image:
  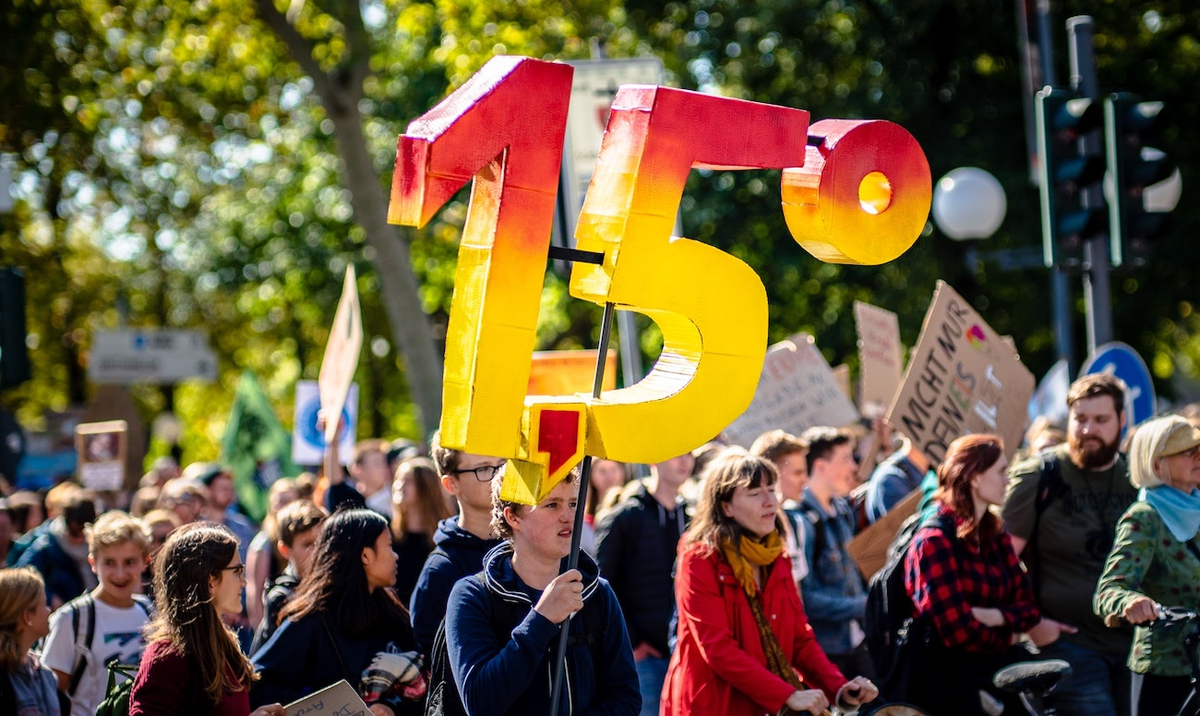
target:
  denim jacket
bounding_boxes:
[796,491,867,655]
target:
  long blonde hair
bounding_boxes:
[0,567,45,671]
[684,448,783,554]
[143,522,256,704]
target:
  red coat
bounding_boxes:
[662,541,847,716]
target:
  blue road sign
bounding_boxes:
[1080,342,1157,428]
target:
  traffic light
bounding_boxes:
[0,267,30,389]
[1036,87,1107,268]
[1104,93,1179,267]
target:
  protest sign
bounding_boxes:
[723,333,861,448]
[854,301,904,414]
[75,420,126,491]
[319,266,362,445]
[886,281,1034,463]
[527,350,617,396]
[292,380,359,467]
[284,680,369,716]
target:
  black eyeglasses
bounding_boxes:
[454,463,504,482]
[222,564,246,577]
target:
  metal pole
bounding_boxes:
[1028,0,1077,374]
[547,301,615,716]
[1067,15,1113,354]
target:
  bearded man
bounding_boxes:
[1003,373,1135,716]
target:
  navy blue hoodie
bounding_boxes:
[409,516,502,656]
[446,543,640,716]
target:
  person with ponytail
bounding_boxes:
[251,508,425,716]
[662,448,877,716]
[128,522,284,716]
[0,567,58,716]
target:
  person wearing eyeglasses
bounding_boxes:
[129,522,285,716]
[1095,415,1200,716]
[409,432,506,658]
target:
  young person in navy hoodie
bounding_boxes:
[446,468,640,716]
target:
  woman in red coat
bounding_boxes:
[662,449,878,716]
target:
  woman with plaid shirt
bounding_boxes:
[903,435,1041,716]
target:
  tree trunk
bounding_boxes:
[326,95,444,436]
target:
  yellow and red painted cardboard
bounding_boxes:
[389,56,932,504]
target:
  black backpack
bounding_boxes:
[424,574,606,716]
[863,507,957,701]
[65,592,153,695]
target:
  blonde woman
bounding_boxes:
[0,567,58,715]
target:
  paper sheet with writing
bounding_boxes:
[284,680,370,716]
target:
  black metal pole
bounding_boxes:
[547,301,615,716]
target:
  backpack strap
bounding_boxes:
[67,592,96,695]
[796,503,828,578]
[1027,452,1065,600]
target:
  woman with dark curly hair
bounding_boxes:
[128,522,284,716]
[251,508,425,716]
[903,434,1041,716]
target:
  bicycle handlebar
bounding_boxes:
[1104,605,1200,628]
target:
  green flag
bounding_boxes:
[220,371,299,523]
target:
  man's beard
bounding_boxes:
[1068,434,1121,469]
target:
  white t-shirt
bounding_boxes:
[42,597,152,716]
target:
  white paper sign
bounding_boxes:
[284,680,370,716]
[318,266,363,444]
[292,381,358,467]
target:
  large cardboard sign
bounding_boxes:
[886,282,1034,463]
[75,420,126,491]
[389,56,931,503]
[724,333,861,448]
[854,301,904,414]
[318,266,362,444]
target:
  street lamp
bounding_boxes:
[931,167,1008,240]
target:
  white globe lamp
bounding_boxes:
[932,167,1007,241]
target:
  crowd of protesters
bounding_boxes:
[2,372,1200,716]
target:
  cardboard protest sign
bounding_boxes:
[854,301,904,414]
[723,333,861,448]
[848,489,922,580]
[886,281,1034,464]
[75,420,127,491]
[527,350,617,396]
[318,266,362,444]
[284,680,369,716]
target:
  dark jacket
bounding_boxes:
[446,543,640,716]
[594,482,689,655]
[409,517,502,656]
[250,609,420,715]
[16,527,87,606]
[249,566,300,656]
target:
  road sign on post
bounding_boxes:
[1080,341,1156,430]
[89,329,217,384]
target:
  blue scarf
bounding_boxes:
[1140,485,1200,542]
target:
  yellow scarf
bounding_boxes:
[721,532,783,597]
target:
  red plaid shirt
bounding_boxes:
[904,503,1040,652]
